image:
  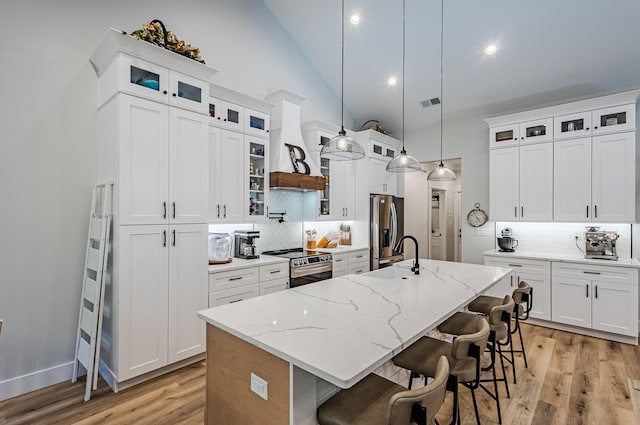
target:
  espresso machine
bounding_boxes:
[234,231,260,259]
[584,227,619,260]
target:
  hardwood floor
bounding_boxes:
[1,324,639,425]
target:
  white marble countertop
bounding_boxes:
[208,255,289,273]
[198,259,511,388]
[483,249,640,268]
[316,245,369,255]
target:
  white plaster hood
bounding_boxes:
[266,90,325,191]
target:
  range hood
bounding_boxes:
[266,90,325,191]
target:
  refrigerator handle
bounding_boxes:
[390,201,398,251]
[371,197,379,260]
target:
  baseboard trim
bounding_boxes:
[528,318,638,345]
[0,361,74,402]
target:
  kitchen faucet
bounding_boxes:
[394,235,420,274]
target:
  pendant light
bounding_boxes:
[320,0,366,161]
[427,0,456,181]
[386,0,421,173]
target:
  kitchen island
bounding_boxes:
[197,259,511,425]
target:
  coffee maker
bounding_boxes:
[497,228,518,252]
[584,227,619,260]
[234,231,260,259]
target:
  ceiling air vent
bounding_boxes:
[421,97,441,108]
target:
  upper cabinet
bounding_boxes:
[354,130,401,197]
[486,90,640,223]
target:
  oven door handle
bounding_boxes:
[290,263,333,279]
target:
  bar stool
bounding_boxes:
[468,281,533,382]
[392,317,490,425]
[317,356,450,425]
[437,295,515,424]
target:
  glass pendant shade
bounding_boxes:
[386,148,422,172]
[427,162,456,181]
[320,0,365,162]
[321,127,366,161]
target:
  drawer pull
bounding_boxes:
[230,299,243,303]
[269,270,281,274]
[335,259,344,262]
[583,271,601,275]
[508,264,523,267]
[229,277,243,281]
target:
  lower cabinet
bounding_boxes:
[208,262,289,307]
[483,257,551,320]
[551,262,638,337]
[113,223,208,382]
[332,249,370,278]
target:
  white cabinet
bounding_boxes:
[489,143,553,221]
[247,137,270,221]
[332,250,370,278]
[209,128,244,222]
[245,108,271,138]
[110,54,209,114]
[116,224,207,381]
[317,157,355,219]
[551,262,638,337]
[489,124,520,148]
[370,158,397,195]
[554,132,635,222]
[483,256,551,320]
[208,262,289,306]
[209,98,245,132]
[519,118,553,144]
[592,104,636,135]
[553,111,593,140]
[117,95,208,226]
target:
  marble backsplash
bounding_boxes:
[495,222,632,258]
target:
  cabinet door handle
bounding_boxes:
[586,285,589,298]
[162,202,167,219]
[172,202,176,219]
[583,271,601,275]
[586,205,589,218]
[223,204,227,218]
[163,90,168,95]
[172,229,176,246]
[217,204,220,218]
[510,275,514,287]
[515,206,517,218]
[162,230,167,247]
[594,205,598,218]
[229,276,243,281]
[172,93,177,97]
[595,285,598,299]
[521,206,524,218]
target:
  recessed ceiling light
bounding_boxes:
[387,77,397,86]
[485,44,497,55]
[350,14,360,25]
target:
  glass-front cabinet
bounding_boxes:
[519,118,553,143]
[554,111,592,140]
[247,137,269,221]
[319,153,331,217]
[489,124,520,148]
[244,108,270,138]
[592,104,636,135]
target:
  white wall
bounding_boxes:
[404,111,495,265]
[0,0,350,399]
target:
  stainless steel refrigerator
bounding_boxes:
[370,194,405,270]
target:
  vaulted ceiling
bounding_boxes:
[262,0,640,137]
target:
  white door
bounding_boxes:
[168,224,208,363]
[489,147,519,220]
[553,138,591,221]
[519,142,553,221]
[516,272,551,321]
[591,280,638,337]
[210,129,245,222]
[119,95,169,225]
[551,276,591,328]
[591,132,635,222]
[118,225,169,380]
[168,108,209,224]
[331,161,355,219]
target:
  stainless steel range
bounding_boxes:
[262,248,333,288]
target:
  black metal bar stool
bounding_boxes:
[437,295,515,425]
[317,356,450,425]
[468,281,533,383]
[392,317,490,425]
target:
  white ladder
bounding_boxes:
[71,181,113,401]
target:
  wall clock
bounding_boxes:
[467,203,488,227]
